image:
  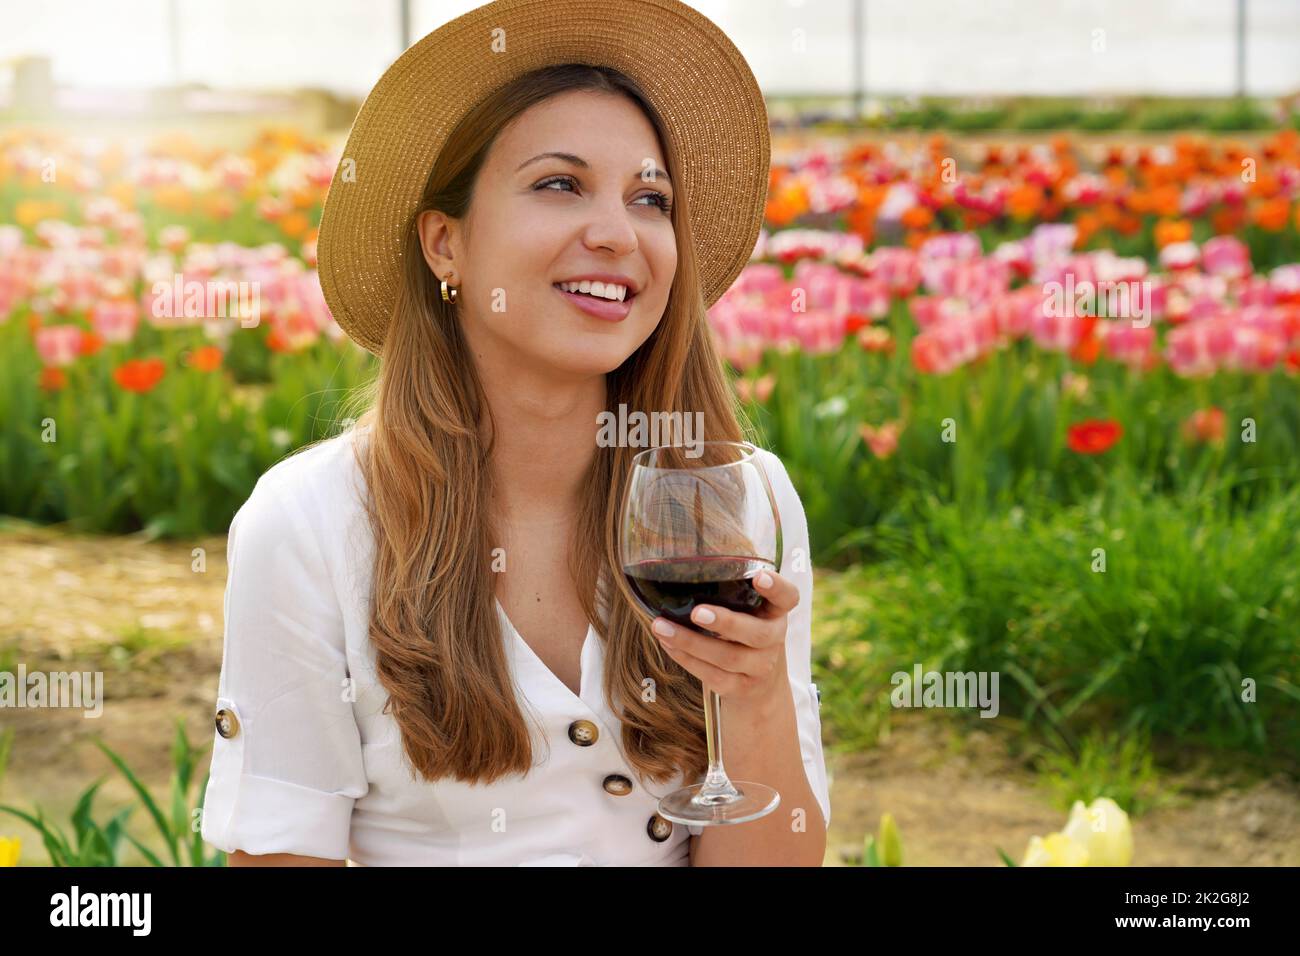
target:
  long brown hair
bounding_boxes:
[338,63,755,787]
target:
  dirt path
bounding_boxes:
[1,519,1296,867]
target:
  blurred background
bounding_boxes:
[1,0,1298,868]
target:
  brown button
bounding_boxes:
[568,719,599,746]
[215,707,240,739]
[647,813,673,842]
[602,774,633,796]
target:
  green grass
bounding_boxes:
[1031,728,1165,816]
[810,478,1300,775]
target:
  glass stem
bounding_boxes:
[697,687,741,804]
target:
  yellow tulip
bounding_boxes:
[1021,831,1089,866]
[879,812,903,867]
[0,836,21,867]
[1062,797,1133,866]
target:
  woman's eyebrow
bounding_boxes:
[515,151,671,185]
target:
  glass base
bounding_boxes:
[656,781,780,827]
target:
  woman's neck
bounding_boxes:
[480,370,605,519]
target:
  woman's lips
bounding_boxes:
[553,284,634,321]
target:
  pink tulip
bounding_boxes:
[159,225,191,254]
[1024,223,1078,264]
[985,290,1026,340]
[1229,324,1284,372]
[53,270,100,314]
[720,336,763,373]
[733,263,786,298]
[993,240,1033,280]
[91,299,139,343]
[1100,321,1157,367]
[1165,318,1236,376]
[867,247,921,295]
[1030,305,1086,352]
[1158,241,1200,271]
[917,232,982,261]
[859,421,902,459]
[34,324,84,366]
[1201,236,1251,279]
[1269,265,1300,301]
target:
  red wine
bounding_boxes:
[623,555,775,628]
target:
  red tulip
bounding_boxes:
[1067,419,1123,454]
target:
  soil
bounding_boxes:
[2,517,1297,867]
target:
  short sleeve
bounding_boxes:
[765,451,831,830]
[200,475,368,860]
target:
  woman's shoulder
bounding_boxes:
[748,444,811,561]
[750,445,801,504]
[232,426,371,538]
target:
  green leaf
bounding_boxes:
[863,835,881,867]
[93,738,179,866]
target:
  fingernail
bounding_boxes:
[652,618,675,638]
[756,572,773,588]
[692,606,716,625]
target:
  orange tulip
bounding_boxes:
[1151,184,1182,218]
[1212,206,1246,234]
[1073,212,1101,248]
[1251,198,1290,232]
[900,205,934,230]
[1007,184,1044,220]
[1182,407,1226,445]
[1154,218,1192,249]
[78,330,104,357]
[39,366,67,391]
[279,211,310,239]
[113,357,166,393]
[188,345,224,372]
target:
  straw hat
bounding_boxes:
[316,0,770,355]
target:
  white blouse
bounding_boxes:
[200,427,831,866]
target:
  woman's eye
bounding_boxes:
[536,175,576,193]
[635,192,674,213]
[534,176,672,214]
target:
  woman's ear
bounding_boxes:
[416,209,457,279]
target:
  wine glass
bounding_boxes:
[619,440,783,826]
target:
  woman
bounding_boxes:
[201,0,830,866]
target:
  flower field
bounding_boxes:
[2,124,1299,866]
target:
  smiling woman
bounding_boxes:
[202,0,829,868]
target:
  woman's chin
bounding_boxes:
[538,340,639,377]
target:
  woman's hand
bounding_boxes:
[650,569,799,708]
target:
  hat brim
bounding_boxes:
[316,0,770,355]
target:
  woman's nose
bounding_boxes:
[580,195,639,255]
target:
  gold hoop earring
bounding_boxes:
[441,277,458,304]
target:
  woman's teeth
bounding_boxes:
[555,280,630,301]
